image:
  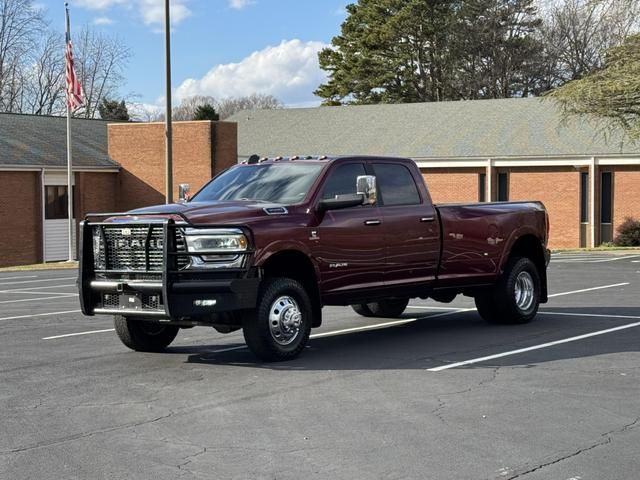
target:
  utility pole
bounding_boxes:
[164,0,173,203]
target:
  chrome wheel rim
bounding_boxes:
[269,296,302,346]
[514,271,535,311]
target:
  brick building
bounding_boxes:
[0,114,236,268]
[229,98,640,249]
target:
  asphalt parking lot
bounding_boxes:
[1,252,639,480]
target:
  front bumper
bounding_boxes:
[79,217,260,320]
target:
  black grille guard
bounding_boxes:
[79,211,257,319]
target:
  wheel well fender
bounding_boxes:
[502,233,548,302]
[259,250,322,327]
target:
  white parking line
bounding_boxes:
[0,294,78,305]
[43,329,115,340]
[41,309,474,342]
[0,275,38,281]
[428,319,640,372]
[548,282,629,298]
[539,311,640,320]
[405,305,460,311]
[0,310,81,322]
[0,277,75,287]
[591,255,640,263]
[3,290,76,296]
[0,284,76,293]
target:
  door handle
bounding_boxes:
[420,216,435,223]
[364,219,382,226]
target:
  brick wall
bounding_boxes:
[108,121,237,211]
[611,166,640,240]
[76,172,119,219]
[422,168,484,203]
[213,122,238,174]
[508,167,580,249]
[0,172,41,267]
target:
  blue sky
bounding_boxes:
[39,0,348,112]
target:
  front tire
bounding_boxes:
[475,257,541,324]
[242,277,312,362]
[113,316,179,352]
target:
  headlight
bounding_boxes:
[184,228,249,269]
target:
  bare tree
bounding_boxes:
[167,94,283,122]
[216,93,283,119]
[73,26,130,118]
[172,95,217,120]
[23,31,65,115]
[0,0,46,112]
[537,0,640,91]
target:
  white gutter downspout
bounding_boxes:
[590,157,597,248]
[486,158,494,201]
[40,168,46,263]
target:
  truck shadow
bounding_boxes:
[178,306,640,371]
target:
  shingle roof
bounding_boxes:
[228,97,640,161]
[0,113,117,168]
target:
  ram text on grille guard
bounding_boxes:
[78,212,260,321]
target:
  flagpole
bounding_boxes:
[164,0,173,204]
[65,2,74,262]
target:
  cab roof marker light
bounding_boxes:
[319,155,328,160]
[290,155,299,161]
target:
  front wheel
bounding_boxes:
[242,277,312,362]
[475,257,541,324]
[113,316,179,352]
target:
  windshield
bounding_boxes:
[192,163,326,204]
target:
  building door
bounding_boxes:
[600,172,613,244]
[579,171,588,248]
[44,173,76,262]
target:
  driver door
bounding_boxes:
[311,162,385,294]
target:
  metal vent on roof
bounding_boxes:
[263,206,289,215]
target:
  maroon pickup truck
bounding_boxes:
[79,155,550,361]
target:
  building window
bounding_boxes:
[45,186,76,220]
[497,173,508,201]
[580,172,589,223]
[601,172,612,224]
[478,173,486,202]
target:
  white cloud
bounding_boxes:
[139,0,191,26]
[93,16,114,25]
[229,0,254,9]
[71,0,190,27]
[175,39,328,106]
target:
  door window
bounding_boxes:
[321,163,367,200]
[45,186,76,219]
[372,163,421,206]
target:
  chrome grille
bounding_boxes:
[95,225,188,272]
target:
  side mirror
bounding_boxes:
[178,183,191,203]
[357,175,377,205]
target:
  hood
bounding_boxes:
[128,200,293,225]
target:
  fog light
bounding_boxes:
[194,299,217,307]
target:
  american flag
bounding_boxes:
[65,6,83,110]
